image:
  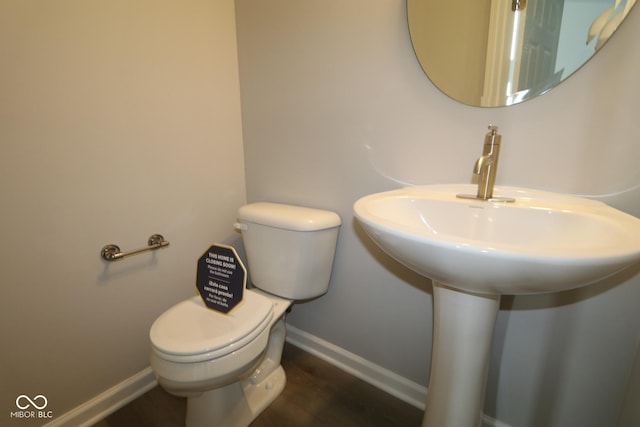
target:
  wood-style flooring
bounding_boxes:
[94,343,423,426]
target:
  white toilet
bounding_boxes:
[149,202,341,427]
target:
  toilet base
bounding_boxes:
[186,365,286,427]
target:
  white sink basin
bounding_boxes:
[354,184,640,295]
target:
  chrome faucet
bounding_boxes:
[458,125,514,202]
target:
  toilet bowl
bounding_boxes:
[149,203,340,427]
[150,290,291,426]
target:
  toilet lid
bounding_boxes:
[150,291,273,360]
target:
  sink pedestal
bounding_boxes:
[423,282,500,427]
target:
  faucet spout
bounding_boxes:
[474,125,500,199]
[457,125,514,202]
[474,155,494,175]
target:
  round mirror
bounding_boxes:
[408,0,637,107]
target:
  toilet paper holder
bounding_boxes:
[100,234,170,261]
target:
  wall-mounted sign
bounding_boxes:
[196,244,246,314]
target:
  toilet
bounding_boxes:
[149,202,341,427]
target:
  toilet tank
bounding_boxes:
[235,203,341,300]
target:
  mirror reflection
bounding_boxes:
[408,0,637,107]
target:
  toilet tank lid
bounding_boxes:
[238,202,341,231]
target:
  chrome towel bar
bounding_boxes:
[100,234,169,261]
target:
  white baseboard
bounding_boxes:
[285,325,512,427]
[43,367,157,427]
[285,324,428,409]
[482,415,514,427]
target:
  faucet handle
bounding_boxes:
[485,125,501,147]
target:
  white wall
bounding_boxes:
[236,1,640,426]
[0,1,245,425]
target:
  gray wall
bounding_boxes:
[236,1,640,426]
[0,1,245,424]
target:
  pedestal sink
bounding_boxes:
[354,184,640,427]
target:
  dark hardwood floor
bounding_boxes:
[94,343,423,426]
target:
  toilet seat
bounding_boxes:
[150,292,274,363]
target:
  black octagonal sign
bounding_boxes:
[196,244,246,313]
